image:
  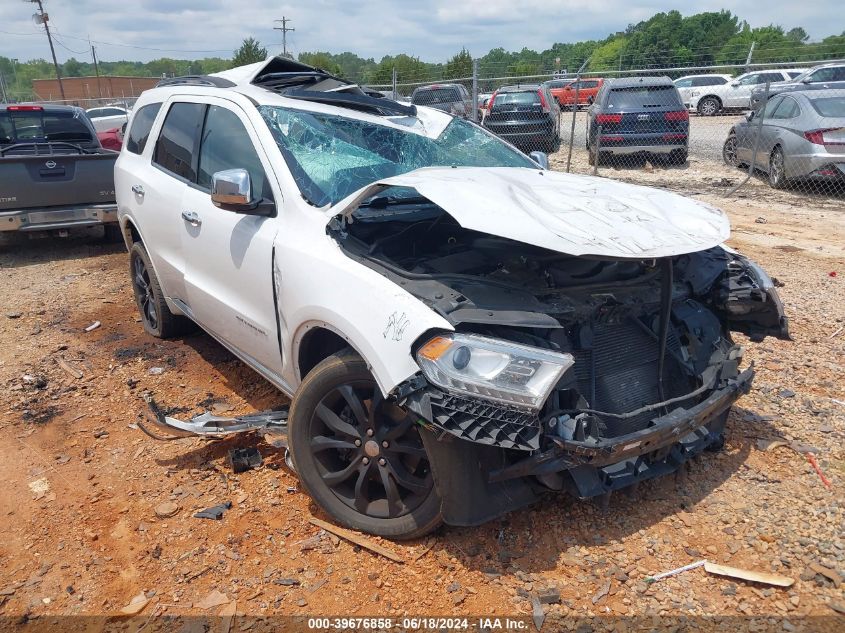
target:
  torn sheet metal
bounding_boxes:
[139,394,288,441]
[333,166,730,259]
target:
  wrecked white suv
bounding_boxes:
[116,58,789,539]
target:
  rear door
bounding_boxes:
[180,99,282,376]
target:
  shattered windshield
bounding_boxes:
[258,105,536,206]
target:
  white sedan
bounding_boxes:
[86,106,130,133]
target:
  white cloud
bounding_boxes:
[0,0,840,64]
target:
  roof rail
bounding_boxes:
[156,75,236,88]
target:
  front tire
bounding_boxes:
[768,146,788,189]
[288,351,443,540]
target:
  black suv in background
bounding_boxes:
[410,83,473,118]
[586,77,689,166]
[482,84,561,152]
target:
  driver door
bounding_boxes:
[180,101,283,378]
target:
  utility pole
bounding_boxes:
[29,0,66,101]
[90,39,103,99]
[744,41,756,73]
[0,72,8,103]
[273,17,295,58]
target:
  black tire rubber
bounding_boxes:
[697,96,721,116]
[669,149,688,165]
[129,242,192,339]
[768,146,788,189]
[722,134,739,167]
[102,223,124,244]
[288,350,443,540]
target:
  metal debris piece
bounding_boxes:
[138,394,288,441]
[645,560,706,583]
[193,501,233,520]
[273,578,300,586]
[84,321,101,332]
[228,447,263,473]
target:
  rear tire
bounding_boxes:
[768,146,788,189]
[697,97,721,116]
[723,134,739,167]
[288,351,443,540]
[129,242,192,339]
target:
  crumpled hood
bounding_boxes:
[334,167,730,259]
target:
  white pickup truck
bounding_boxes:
[116,58,789,539]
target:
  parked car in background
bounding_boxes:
[689,69,804,116]
[586,77,688,165]
[0,104,119,237]
[97,124,125,151]
[410,83,473,118]
[750,63,845,111]
[116,57,788,540]
[483,83,560,151]
[723,89,845,188]
[673,74,732,109]
[86,105,131,133]
[547,77,604,108]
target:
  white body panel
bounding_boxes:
[115,63,735,399]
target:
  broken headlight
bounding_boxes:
[415,333,574,410]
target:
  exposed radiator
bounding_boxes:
[573,318,695,437]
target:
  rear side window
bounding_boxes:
[198,106,271,200]
[694,76,728,87]
[810,96,845,117]
[607,86,681,109]
[772,97,800,119]
[153,102,204,181]
[413,88,460,105]
[126,103,162,155]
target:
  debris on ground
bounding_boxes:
[808,562,842,588]
[228,447,263,473]
[645,560,707,583]
[153,501,180,519]
[28,478,50,500]
[193,501,232,520]
[196,589,230,610]
[119,592,150,615]
[805,453,833,489]
[531,594,545,630]
[148,367,164,375]
[308,517,405,563]
[83,321,101,332]
[56,357,83,380]
[703,562,794,587]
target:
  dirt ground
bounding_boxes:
[1,161,843,631]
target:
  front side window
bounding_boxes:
[198,106,271,200]
[259,106,535,207]
[810,67,845,82]
[675,79,693,88]
[737,74,760,86]
[153,102,204,181]
[126,103,162,155]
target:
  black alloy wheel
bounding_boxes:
[288,352,442,539]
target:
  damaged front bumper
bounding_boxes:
[405,366,753,525]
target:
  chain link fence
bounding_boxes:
[363,60,844,200]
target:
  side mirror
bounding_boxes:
[212,169,251,207]
[211,169,274,216]
[529,151,549,170]
[731,82,739,87]
[745,111,754,122]
[801,78,812,84]
[587,96,594,105]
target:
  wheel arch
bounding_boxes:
[698,94,722,112]
[296,325,355,381]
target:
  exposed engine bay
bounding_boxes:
[329,193,789,520]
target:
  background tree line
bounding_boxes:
[2,10,844,99]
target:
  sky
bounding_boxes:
[0,0,841,64]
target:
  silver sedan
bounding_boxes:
[722,89,845,189]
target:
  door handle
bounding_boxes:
[131,184,145,196]
[181,210,201,227]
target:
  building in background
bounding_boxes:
[32,75,159,103]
